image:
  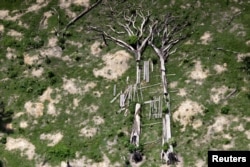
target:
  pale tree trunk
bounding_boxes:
[159,56,168,99]
[136,52,141,85]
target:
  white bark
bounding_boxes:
[160,56,168,98]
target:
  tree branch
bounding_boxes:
[63,0,102,33]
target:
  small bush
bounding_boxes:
[128,144,136,153]
[168,137,177,147]
[162,143,169,152]
[163,107,169,114]
[48,143,74,161]
[127,35,138,46]
[117,130,125,138]
[0,136,7,144]
[221,106,230,114]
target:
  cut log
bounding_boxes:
[120,93,125,108]
[113,84,116,96]
[110,92,121,103]
[130,103,141,147]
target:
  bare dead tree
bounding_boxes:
[90,9,157,84]
[149,13,190,165]
[149,13,190,99]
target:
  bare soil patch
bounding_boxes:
[79,126,97,137]
[86,104,99,113]
[93,91,103,97]
[204,116,234,142]
[0,24,4,33]
[66,40,83,48]
[233,123,244,132]
[210,85,229,104]
[213,64,227,74]
[245,131,250,140]
[73,98,80,109]
[40,132,63,146]
[93,116,104,125]
[7,29,23,40]
[195,159,206,167]
[6,47,17,59]
[25,101,44,117]
[47,37,58,47]
[90,41,103,55]
[200,31,212,45]
[246,40,250,46]
[20,121,28,128]
[59,0,89,8]
[23,53,40,65]
[31,67,44,77]
[177,88,187,97]
[93,50,132,80]
[0,1,48,21]
[237,53,250,62]
[173,99,204,131]
[62,78,96,95]
[189,60,209,85]
[39,46,63,58]
[5,137,36,160]
[0,10,9,20]
[63,154,120,167]
[169,81,178,88]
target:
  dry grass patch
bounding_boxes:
[5,137,36,160]
[40,132,63,146]
[189,60,209,85]
[173,99,204,131]
[93,50,132,80]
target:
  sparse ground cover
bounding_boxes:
[0,0,249,167]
